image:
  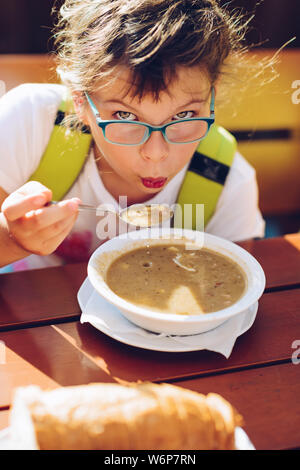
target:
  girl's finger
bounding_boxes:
[20,199,79,233]
[34,212,78,243]
[2,191,51,222]
[39,215,78,255]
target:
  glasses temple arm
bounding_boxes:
[210,87,215,118]
[84,92,101,118]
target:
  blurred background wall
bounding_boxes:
[0,0,300,236]
[0,0,299,53]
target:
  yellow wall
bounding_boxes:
[216,49,300,215]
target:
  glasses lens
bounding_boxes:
[105,123,148,144]
[166,120,209,143]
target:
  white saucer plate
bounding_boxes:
[78,279,258,353]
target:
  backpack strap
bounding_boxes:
[28,93,92,201]
[174,124,236,229]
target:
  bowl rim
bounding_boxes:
[88,228,266,323]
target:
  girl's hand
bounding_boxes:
[1,181,81,256]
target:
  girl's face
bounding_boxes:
[81,66,213,204]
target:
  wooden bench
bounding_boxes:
[0,54,57,91]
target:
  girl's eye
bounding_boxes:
[115,111,137,121]
[173,111,194,120]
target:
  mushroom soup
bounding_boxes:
[106,243,246,315]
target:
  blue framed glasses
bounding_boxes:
[84,87,215,146]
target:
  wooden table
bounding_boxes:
[1,234,300,450]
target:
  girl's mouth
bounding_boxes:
[141,177,167,189]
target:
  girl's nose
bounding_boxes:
[140,130,168,162]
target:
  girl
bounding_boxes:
[0,0,264,270]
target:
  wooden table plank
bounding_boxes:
[176,362,300,450]
[238,235,300,290]
[0,263,87,330]
[0,288,299,407]
[1,235,300,330]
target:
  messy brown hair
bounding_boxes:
[53,0,254,101]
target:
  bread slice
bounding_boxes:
[9,382,243,450]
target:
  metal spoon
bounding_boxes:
[48,201,174,228]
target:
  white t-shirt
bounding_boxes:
[0,83,265,270]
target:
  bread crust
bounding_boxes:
[9,383,243,450]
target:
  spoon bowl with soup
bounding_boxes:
[49,201,173,227]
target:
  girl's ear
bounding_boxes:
[213,78,220,98]
[71,91,89,125]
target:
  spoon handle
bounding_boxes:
[77,203,99,212]
[48,201,116,214]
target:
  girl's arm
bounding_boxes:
[0,182,80,268]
